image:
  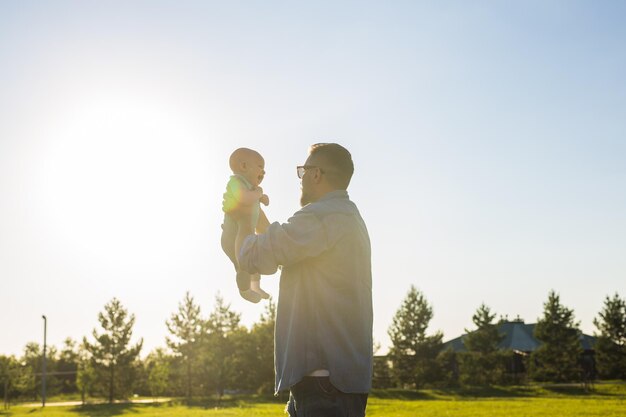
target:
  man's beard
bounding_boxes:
[300,189,311,207]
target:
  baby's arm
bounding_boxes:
[236,186,264,205]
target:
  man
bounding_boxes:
[235,143,373,417]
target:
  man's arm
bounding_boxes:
[239,209,329,275]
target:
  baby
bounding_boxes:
[221,148,270,303]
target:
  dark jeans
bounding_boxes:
[286,377,368,417]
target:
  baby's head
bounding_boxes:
[229,148,265,187]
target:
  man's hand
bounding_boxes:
[256,208,270,234]
[260,194,270,206]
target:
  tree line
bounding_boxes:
[1,289,624,406]
[379,288,625,389]
[1,292,275,406]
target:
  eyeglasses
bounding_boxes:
[296,165,323,179]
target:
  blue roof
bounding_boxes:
[442,321,596,352]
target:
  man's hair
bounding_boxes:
[229,147,261,172]
[309,143,354,189]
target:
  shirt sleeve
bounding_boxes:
[238,209,329,275]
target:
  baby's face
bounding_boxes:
[241,155,265,187]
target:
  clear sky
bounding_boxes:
[1,1,625,357]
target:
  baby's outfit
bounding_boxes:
[221,174,260,292]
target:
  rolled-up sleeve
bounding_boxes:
[239,210,328,275]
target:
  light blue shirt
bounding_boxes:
[239,190,373,394]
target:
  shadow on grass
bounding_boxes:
[169,394,287,410]
[539,383,620,397]
[71,403,140,417]
[183,397,243,409]
[447,386,538,398]
[372,382,626,400]
[371,386,539,400]
[370,389,439,400]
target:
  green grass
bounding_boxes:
[2,382,624,417]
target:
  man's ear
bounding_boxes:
[240,161,248,171]
[313,167,323,183]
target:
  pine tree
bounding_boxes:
[166,292,202,400]
[531,291,582,382]
[387,286,443,388]
[464,304,503,353]
[247,300,276,394]
[57,338,79,395]
[20,343,40,401]
[201,294,243,399]
[84,298,143,403]
[76,341,96,405]
[145,348,171,399]
[436,348,459,387]
[1,355,14,409]
[593,293,626,379]
[460,303,505,385]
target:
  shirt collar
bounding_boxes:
[318,189,349,202]
[233,174,253,189]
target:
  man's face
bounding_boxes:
[299,156,316,207]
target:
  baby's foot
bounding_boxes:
[250,279,270,299]
[236,270,251,292]
[240,289,262,303]
[253,288,271,299]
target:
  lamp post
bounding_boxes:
[41,315,47,407]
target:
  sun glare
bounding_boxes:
[36,90,213,272]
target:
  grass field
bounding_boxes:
[2,382,624,416]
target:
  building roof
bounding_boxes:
[442,321,596,353]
